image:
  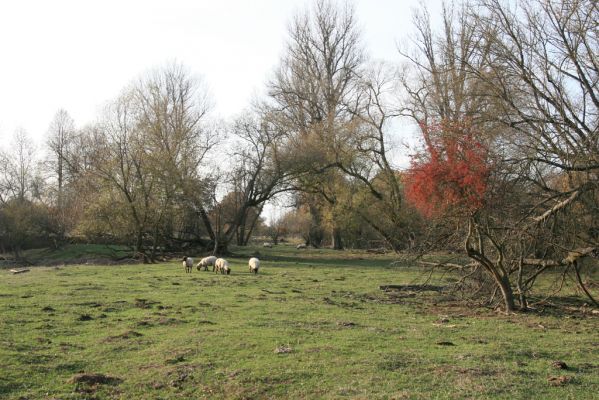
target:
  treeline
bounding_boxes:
[1,0,597,311]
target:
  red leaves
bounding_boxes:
[404,120,490,218]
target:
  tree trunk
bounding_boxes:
[308,203,324,248]
[236,212,247,246]
[496,274,516,312]
[573,261,599,307]
[516,259,528,310]
[134,229,148,262]
[356,211,402,252]
[197,205,215,241]
[212,235,219,256]
[243,204,264,245]
[332,226,343,250]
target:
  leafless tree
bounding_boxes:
[46,109,76,241]
[399,0,598,312]
[1,130,37,201]
[220,113,292,247]
[268,0,365,248]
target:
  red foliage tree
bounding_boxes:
[404,120,490,218]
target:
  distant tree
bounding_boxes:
[46,109,76,242]
[268,0,365,249]
[79,64,217,260]
[0,199,43,259]
[0,131,51,258]
[265,212,287,245]
[1,130,37,201]
[219,112,293,248]
[278,207,312,244]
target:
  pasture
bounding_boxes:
[1,245,597,399]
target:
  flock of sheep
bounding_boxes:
[182,255,259,275]
[181,243,309,274]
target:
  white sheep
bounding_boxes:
[214,258,231,275]
[248,257,260,274]
[182,256,194,273]
[296,244,307,249]
[196,255,217,271]
[263,242,273,248]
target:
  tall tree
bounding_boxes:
[46,109,76,241]
[401,0,598,311]
[269,0,365,248]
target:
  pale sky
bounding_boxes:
[0,0,442,148]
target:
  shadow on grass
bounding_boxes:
[228,253,405,269]
[525,294,597,317]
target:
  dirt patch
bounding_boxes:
[134,298,161,309]
[103,330,143,342]
[41,306,55,312]
[166,365,200,388]
[551,360,568,370]
[67,373,122,385]
[378,354,417,371]
[322,296,363,309]
[262,288,286,295]
[77,314,94,321]
[157,317,186,325]
[336,321,357,328]
[453,366,496,376]
[274,345,293,354]
[59,342,85,351]
[548,375,573,386]
[76,301,103,308]
[165,354,187,365]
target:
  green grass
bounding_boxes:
[0,245,597,399]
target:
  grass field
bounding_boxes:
[1,245,597,399]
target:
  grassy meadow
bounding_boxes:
[1,245,598,399]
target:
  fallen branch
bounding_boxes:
[417,261,477,270]
[9,268,30,274]
[532,188,582,223]
[521,258,562,267]
[379,284,445,292]
[522,247,596,267]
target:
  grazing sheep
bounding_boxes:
[248,257,260,274]
[214,258,231,275]
[263,242,273,248]
[296,244,307,249]
[196,256,217,271]
[182,256,194,273]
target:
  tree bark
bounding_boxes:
[497,275,516,312]
[308,203,323,248]
[332,226,343,250]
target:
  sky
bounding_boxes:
[0,0,442,149]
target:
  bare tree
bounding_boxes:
[470,0,599,308]
[0,130,48,259]
[46,109,76,241]
[132,63,218,254]
[81,64,219,260]
[398,0,598,312]
[268,0,365,248]
[220,112,295,247]
[1,130,37,201]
